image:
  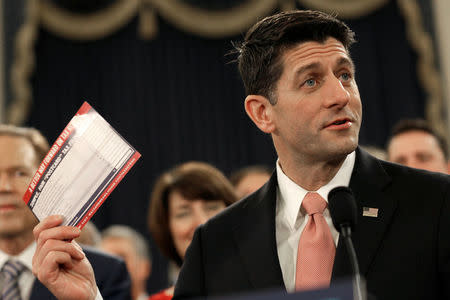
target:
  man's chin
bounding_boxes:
[321,141,357,162]
[0,228,25,239]
[332,139,357,152]
[0,220,37,239]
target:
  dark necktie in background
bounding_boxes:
[1,260,26,300]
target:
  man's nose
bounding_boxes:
[0,173,12,192]
[323,76,350,108]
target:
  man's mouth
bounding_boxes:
[325,118,352,129]
[0,204,18,213]
[332,119,347,125]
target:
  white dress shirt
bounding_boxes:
[275,151,355,292]
[137,293,150,300]
[0,242,103,300]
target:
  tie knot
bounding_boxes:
[302,192,327,215]
[1,260,25,280]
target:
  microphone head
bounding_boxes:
[328,186,357,232]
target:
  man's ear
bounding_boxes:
[244,95,275,133]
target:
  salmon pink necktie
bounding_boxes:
[295,192,335,291]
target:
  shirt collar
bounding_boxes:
[0,242,36,271]
[276,151,355,229]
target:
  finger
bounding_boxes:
[33,239,85,272]
[35,251,74,282]
[36,226,81,249]
[71,240,83,253]
[33,215,64,240]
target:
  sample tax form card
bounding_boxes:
[23,101,141,229]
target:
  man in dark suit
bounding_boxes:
[0,124,131,300]
[173,10,450,300]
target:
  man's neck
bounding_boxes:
[133,283,149,300]
[0,232,34,256]
[278,155,347,191]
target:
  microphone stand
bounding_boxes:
[341,225,365,300]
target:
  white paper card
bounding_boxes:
[23,102,141,228]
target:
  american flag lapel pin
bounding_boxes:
[363,207,378,217]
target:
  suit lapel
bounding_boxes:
[30,280,57,300]
[332,148,397,280]
[232,173,285,290]
[231,149,397,287]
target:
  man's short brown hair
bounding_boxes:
[387,119,448,160]
[235,10,356,104]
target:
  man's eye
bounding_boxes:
[417,153,432,162]
[13,170,27,177]
[340,73,351,81]
[392,156,406,164]
[304,79,316,87]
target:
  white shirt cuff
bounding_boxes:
[95,287,103,300]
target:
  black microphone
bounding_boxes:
[328,186,365,300]
[328,186,357,238]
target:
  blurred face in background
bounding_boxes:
[0,136,39,241]
[168,190,226,259]
[388,130,448,174]
[100,237,150,300]
[235,172,270,198]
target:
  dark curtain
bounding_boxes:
[25,0,425,293]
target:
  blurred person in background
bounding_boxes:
[148,161,237,300]
[100,225,152,300]
[360,145,387,160]
[387,118,449,173]
[0,124,131,300]
[229,165,272,198]
[76,221,102,247]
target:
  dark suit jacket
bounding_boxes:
[30,246,132,300]
[173,148,450,300]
